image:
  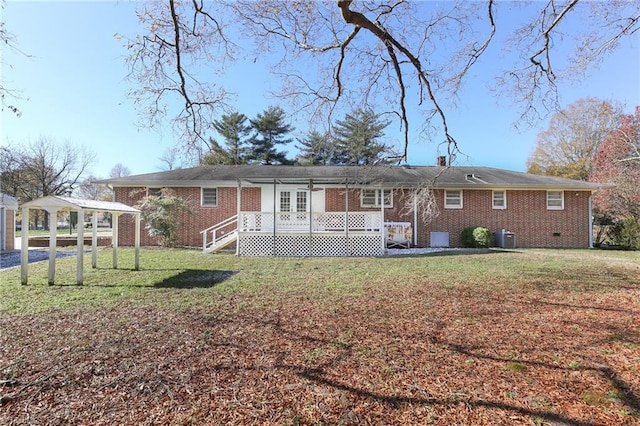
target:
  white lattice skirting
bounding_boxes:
[238,233,384,257]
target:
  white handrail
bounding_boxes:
[201,214,238,251]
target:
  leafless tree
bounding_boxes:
[109,163,132,178]
[158,146,185,170]
[1,0,28,116]
[1,137,94,228]
[4,137,95,202]
[124,0,639,165]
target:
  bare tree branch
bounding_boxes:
[124,0,639,166]
[529,0,579,79]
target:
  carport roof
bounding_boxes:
[20,196,140,213]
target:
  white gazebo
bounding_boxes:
[20,196,141,285]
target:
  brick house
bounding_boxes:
[100,165,604,256]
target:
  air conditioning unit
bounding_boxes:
[495,230,516,249]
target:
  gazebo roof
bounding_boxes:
[20,196,140,214]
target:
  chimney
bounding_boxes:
[437,156,447,166]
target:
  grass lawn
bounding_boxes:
[1,248,639,425]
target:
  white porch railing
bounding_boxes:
[238,211,382,232]
[202,211,385,256]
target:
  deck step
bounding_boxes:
[205,231,238,253]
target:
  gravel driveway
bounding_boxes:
[0,250,78,270]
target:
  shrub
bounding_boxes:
[461,226,491,248]
[135,188,193,247]
[619,217,640,249]
[603,217,640,249]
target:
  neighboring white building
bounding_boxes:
[0,193,18,251]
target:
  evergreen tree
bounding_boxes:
[333,109,392,165]
[203,111,251,165]
[296,131,337,165]
[249,106,294,165]
[201,139,235,165]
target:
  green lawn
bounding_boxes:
[1,248,639,425]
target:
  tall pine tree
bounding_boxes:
[296,131,337,165]
[334,109,393,165]
[249,106,294,165]
[202,111,251,165]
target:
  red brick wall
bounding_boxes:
[114,186,260,247]
[324,187,591,248]
[114,186,592,248]
[424,189,590,248]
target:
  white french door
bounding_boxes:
[279,190,308,213]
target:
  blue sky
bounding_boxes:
[1,1,638,179]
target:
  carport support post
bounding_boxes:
[380,183,385,254]
[20,207,30,285]
[91,211,98,268]
[134,213,140,270]
[76,209,84,285]
[47,208,59,285]
[112,213,121,269]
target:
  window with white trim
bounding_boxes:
[201,187,217,207]
[444,190,463,209]
[547,191,564,210]
[361,189,392,208]
[492,190,506,209]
